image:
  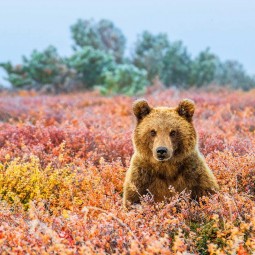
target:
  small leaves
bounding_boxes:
[0,88,254,254]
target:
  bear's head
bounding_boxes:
[132,99,197,162]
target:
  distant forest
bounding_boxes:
[1,19,255,94]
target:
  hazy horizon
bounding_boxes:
[1,0,255,85]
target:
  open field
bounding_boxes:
[0,88,254,254]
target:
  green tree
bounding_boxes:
[71,19,126,63]
[132,31,170,82]
[215,60,255,90]
[0,62,32,87]
[24,46,69,85]
[67,46,115,87]
[189,48,219,87]
[0,46,70,89]
[160,41,191,87]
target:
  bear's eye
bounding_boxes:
[170,130,177,137]
[150,130,156,137]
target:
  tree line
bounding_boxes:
[1,19,254,94]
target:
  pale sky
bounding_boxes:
[0,0,255,85]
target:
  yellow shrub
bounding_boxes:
[0,156,77,210]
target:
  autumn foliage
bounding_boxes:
[0,88,254,254]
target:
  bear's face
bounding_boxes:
[132,99,197,162]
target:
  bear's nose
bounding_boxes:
[156,147,168,155]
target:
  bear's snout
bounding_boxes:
[155,146,172,161]
[156,147,168,155]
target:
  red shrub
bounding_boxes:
[0,89,254,254]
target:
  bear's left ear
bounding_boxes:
[133,99,151,121]
[176,99,195,122]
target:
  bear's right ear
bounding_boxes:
[133,99,151,121]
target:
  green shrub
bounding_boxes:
[0,46,72,90]
[67,46,116,88]
[97,64,148,95]
[71,19,126,63]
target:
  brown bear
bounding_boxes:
[123,99,219,208]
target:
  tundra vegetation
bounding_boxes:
[0,88,254,254]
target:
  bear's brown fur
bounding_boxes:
[123,99,219,208]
